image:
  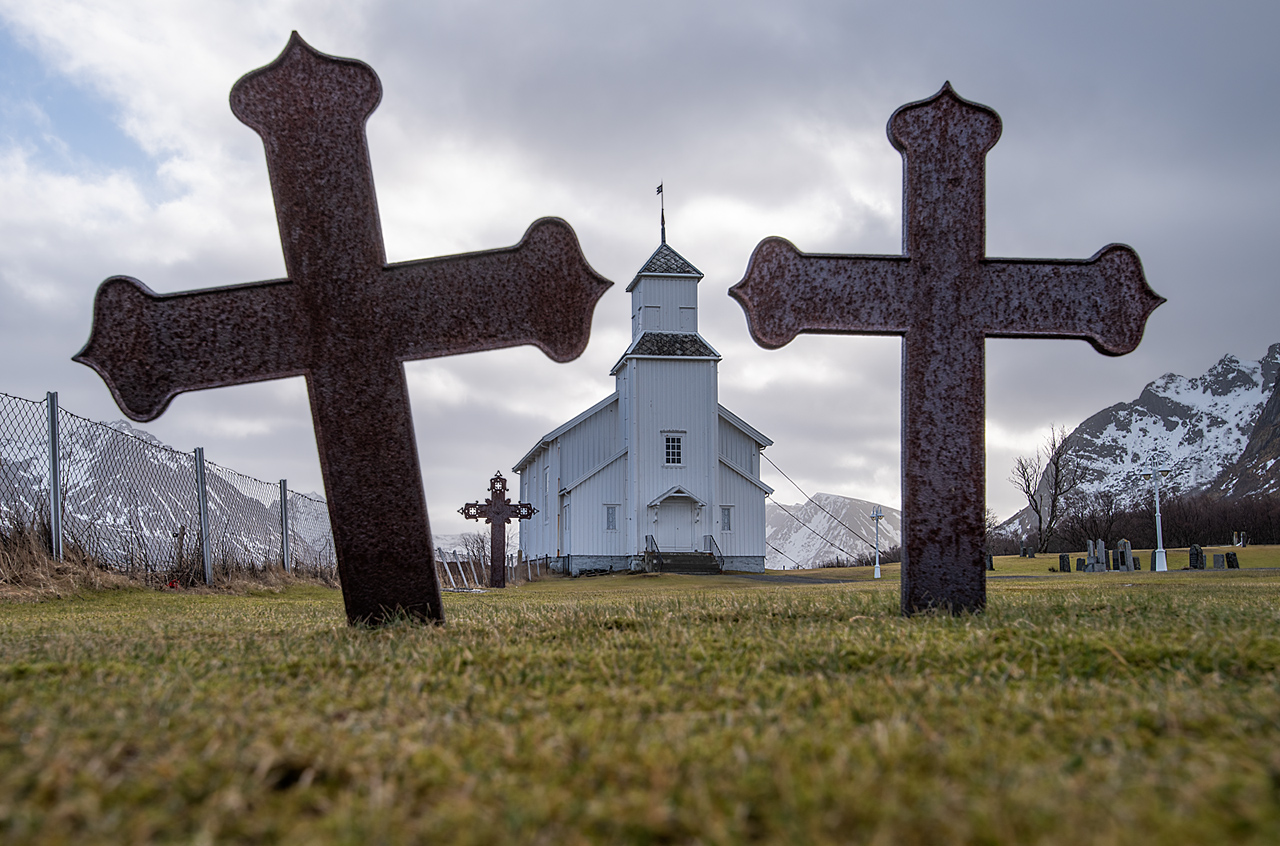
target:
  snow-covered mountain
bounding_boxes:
[1209,378,1280,499]
[765,493,901,569]
[1004,342,1280,533]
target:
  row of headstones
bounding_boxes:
[983,542,1243,574]
[1018,546,1036,558]
[1049,542,1242,572]
[1233,532,1251,548]
[1188,544,1241,570]
[1033,539,1138,573]
[1063,539,1140,573]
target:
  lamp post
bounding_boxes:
[871,505,884,579]
[1142,463,1171,572]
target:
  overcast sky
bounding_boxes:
[1,0,1276,536]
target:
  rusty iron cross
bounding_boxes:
[730,83,1164,615]
[459,471,537,589]
[74,33,611,625]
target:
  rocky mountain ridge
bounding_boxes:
[1004,342,1280,534]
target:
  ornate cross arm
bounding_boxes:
[728,237,913,349]
[386,217,611,363]
[73,277,305,422]
[980,245,1164,355]
[460,502,488,521]
[72,215,608,422]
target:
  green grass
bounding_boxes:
[2,570,1280,844]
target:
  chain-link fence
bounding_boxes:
[0,391,335,583]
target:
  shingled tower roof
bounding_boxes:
[628,243,701,291]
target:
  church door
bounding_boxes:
[656,498,695,551]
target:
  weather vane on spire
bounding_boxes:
[657,182,665,244]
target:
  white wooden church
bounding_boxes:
[514,238,772,574]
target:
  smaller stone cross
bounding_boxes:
[460,472,537,588]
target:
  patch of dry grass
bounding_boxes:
[0,524,133,602]
[0,523,337,604]
[2,571,1279,843]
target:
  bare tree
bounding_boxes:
[1059,489,1126,550]
[1008,425,1086,553]
[463,527,517,581]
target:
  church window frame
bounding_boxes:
[663,432,684,466]
[721,506,733,533]
[605,504,619,532]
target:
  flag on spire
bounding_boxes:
[657,183,666,243]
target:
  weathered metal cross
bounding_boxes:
[460,471,536,589]
[73,34,611,625]
[729,83,1164,615]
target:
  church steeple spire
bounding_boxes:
[657,182,665,244]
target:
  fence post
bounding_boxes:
[46,392,63,561]
[279,479,291,573]
[436,547,457,589]
[194,448,213,585]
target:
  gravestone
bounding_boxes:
[727,83,1162,615]
[1226,551,1240,569]
[72,34,611,625]
[1076,557,1086,572]
[1059,553,1070,573]
[1232,531,1240,546]
[986,553,995,571]
[1086,539,1097,571]
[1241,532,1249,548]
[1119,540,1133,572]
[1097,540,1108,573]
[1020,545,1027,558]
[1213,553,1226,570]
[1189,544,1205,570]
[460,471,537,589]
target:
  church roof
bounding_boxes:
[512,392,619,472]
[629,332,719,357]
[610,331,721,373]
[627,243,702,291]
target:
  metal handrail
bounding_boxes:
[704,534,725,572]
[644,534,665,570]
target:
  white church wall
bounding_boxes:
[718,416,760,475]
[629,358,719,514]
[565,455,628,558]
[555,399,622,492]
[717,463,767,559]
[516,442,561,560]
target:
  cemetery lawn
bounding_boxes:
[2,568,1280,844]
